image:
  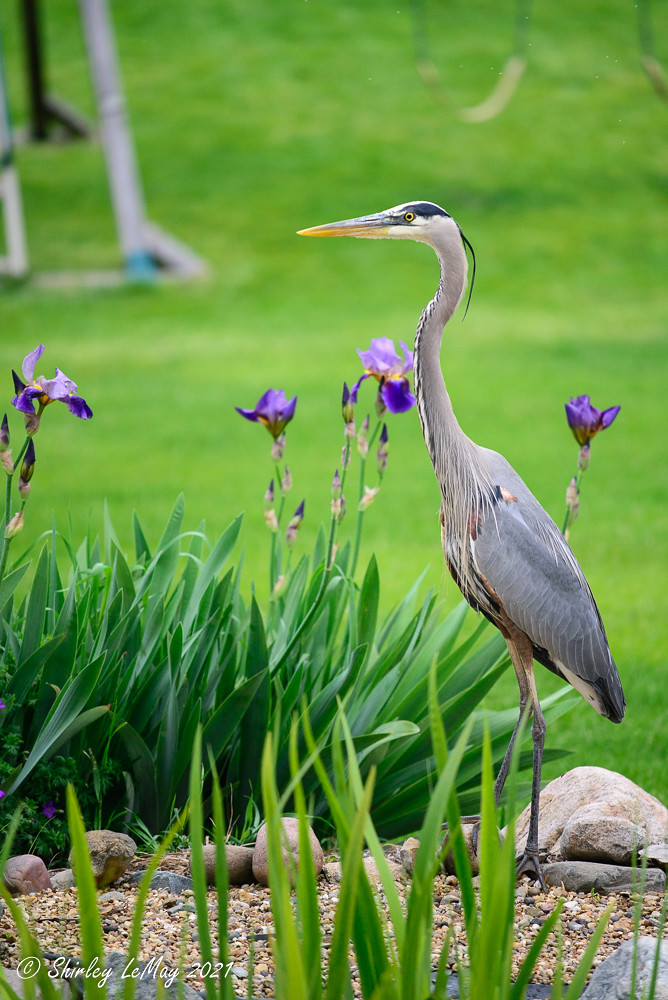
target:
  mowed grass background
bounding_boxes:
[1,0,667,802]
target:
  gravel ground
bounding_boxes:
[1,850,666,996]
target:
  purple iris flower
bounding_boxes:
[565,395,620,446]
[12,345,93,420]
[41,800,57,820]
[350,337,416,414]
[235,389,297,440]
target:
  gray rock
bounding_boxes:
[3,854,52,895]
[543,860,665,894]
[0,967,69,999]
[585,936,668,999]
[200,843,254,886]
[70,831,136,889]
[126,869,193,893]
[100,953,201,999]
[146,871,193,893]
[252,817,324,887]
[512,767,668,864]
[49,868,76,890]
[322,860,342,882]
[640,843,668,869]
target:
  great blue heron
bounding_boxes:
[298,201,625,885]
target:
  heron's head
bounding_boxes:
[297,201,462,247]
[298,201,476,311]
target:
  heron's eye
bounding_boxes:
[403,212,415,223]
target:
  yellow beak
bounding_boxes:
[297,213,391,238]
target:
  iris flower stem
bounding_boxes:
[268,463,286,592]
[0,434,31,584]
[350,419,382,578]
[275,510,338,670]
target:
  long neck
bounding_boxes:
[413,234,494,515]
[413,236,470,479]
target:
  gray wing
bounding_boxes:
[469,449,625,723]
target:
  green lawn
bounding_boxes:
[1,0,667,800]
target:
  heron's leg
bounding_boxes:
[515,652,547,891]
[470,635,532,860]
[493,636,532,806]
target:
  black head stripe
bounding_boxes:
[408,201,450,218]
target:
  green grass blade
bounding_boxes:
[66,784,106,1000]
[290,721,322,1000]
[260,734,308,1000]
[188,729,217,1000]
[324,770,375,1000]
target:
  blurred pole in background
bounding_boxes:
[78,0,156,281]
[0,22,29,278]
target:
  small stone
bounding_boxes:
[362,856,404,883]
[252,818,323,887]
[49,868,76,890]
[322,861,342,882]
[70,831,136,889]
[400,837,420,876]
[3,854,52,895]
[442,822,485,877]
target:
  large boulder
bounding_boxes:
[252,818,323,887]
[512,768,668,864]
[69,831,137,888]
[585,937,668,999]
[3,854,52,895]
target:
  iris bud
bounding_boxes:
[264,509,279,533]
[377,423,389,479]
[359,485,380,511]
[342,382,355,424]
[286,499,305,548]
[357,416,370,459]
[5,510,24,539]
[281,465,292,496]
[0,414,9,452]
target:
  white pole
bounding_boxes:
[0,28,29,278]
[77,0,155,279]
[0,166,29,277]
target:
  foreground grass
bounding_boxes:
[0,0,666,798]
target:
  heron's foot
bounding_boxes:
[516,848,547,892]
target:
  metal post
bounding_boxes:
[0,23,29,277]
[77,0,155,279]
[20,0,49,140]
